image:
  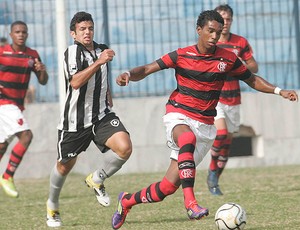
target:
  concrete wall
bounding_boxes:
[1,92,299,179]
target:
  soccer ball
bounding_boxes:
[215,202,247,230]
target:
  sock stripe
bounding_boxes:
[179,143,195,155]
[155,182,166,200]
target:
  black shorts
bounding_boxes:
[57,112,128,163]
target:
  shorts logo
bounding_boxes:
[17,118,24,125]
[67,152,77,158]
[110,119,119,127]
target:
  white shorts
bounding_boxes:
[163,112,217,167]
[0,104,29,143]
[215,102,240,133]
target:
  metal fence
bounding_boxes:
[0,0,299,102]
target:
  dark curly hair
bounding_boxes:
[196,10,224,28]
[70,11,94,31]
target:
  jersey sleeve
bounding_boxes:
[239,38,254,61]
[156,50,178,69]
[229,57,252,80]
[64,45,82,81]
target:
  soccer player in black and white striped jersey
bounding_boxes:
[46,11,132,228]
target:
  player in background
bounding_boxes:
[0,21,48,198]
[111,10,298,229]
[46,12,132,228]
[207,4,259,196]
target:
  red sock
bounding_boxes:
[3,142,27,179]
[122,176,178,208]
[209,129,227,171]
[217,137,231,176]
[177,131,197,208]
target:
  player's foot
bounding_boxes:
[209,185,223,196]
[112,192,131,229]
[186,201,209,220]
[207,169,223,196]
[85,173,110,206]
[0,175,19,198]
[46,204,62,227]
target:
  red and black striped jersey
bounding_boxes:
[0,44,40,110]
[217,33,254,105]
[156,44,252,124]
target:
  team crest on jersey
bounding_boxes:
[110,119,120,127]
[232,49,239,55]
[28,59,34,67]
[217,61,227,72]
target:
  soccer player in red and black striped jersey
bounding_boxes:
[0,21,48,198]
[111,10,298,229]
[207,4,259,196]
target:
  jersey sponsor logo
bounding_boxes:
[110,119,120,127]
[67,152,77,158]
[180,169,194,178]
[186,51,197,56]
[178,162,194,169]
[217,61,227,72]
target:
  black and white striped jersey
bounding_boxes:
[57,42,112,132]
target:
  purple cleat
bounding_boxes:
[186,201,209,220]
[112,192,131,229]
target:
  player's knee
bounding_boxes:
[116,142,132,160]
[19,130,33,146]
[0,142,8,154]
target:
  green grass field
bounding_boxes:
[1,165,300,230]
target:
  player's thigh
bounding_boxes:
[0,104,30,143]
[93,113,131,158]
[193,123,217,165]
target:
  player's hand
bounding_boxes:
[0,84,3,93]
[280,90,298,102]
[34,58,46,72]
[98,49,115,64]
[116,72,130,86]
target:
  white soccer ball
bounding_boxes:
[215,202,247,230]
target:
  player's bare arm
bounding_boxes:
[244,74,298,101]
[71,49,115,89]
[116,61,161,86]
[244,57,258,73]
[34,58,48,85]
